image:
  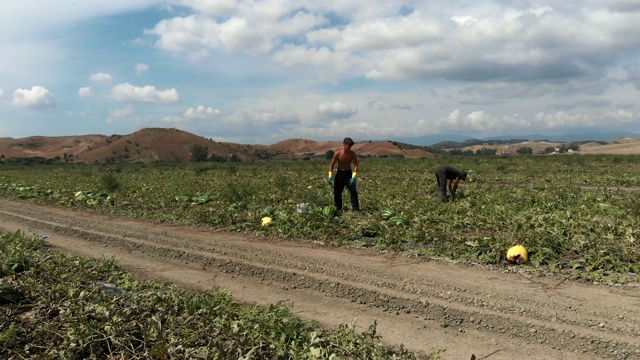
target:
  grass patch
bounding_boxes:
[0,231,424,359]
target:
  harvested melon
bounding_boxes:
[506,245,528,264]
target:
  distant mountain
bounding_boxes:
[378,134,470,146]
[430,138,532,150]
[386,131,640,146]
[2,128,640,165]
[482,131,640,143]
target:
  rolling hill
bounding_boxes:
[1,128,639,164]
[0,128,435,163]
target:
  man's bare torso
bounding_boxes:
[335,150,356,170]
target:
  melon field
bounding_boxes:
[0,231,420,359]
[1,154,640,281]
[2,154,640,359]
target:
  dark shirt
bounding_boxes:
[436,166,464,180]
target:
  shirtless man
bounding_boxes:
[328,137,360,212]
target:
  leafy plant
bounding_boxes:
[0,231,422,359]
[2,155,640,280]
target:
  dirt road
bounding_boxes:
[1,199,639,360]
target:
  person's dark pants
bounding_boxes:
[334,170,359,211]
[435,170,447,202]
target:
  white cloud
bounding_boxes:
[0,88,4,100]
[78,87,93,98]
[90,72,114,83]
[160,115,186,124]
[217,17,270,55]
[145,15,216,60]
[111,83,180,103]
[321,120,388,139]
[337,16,444,52]
[604,109,635,124]
[271,45,352,74]
[159,106,221,124]
[146,4,328,58]
[451,16,477,27]
[143,1,640,92]
[535,111,596,129]
[357,4,640,83]
[184,105,220,119]
[439,110,497,133]
[172,107,301,142]
[433,110,533,134]
[107,105,135,123]
[3,1,640,142]
[529,6,553,17]
[136,63,149,75]
[317,101,358,120]
[240,108,299,125]
[12,86,56,109]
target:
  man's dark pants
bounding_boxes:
[435,170,447,202]
[334,170,359,211]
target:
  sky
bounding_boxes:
[1,0,640,145]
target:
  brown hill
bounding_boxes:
[460,138,640,155]
[268,139,435,159]
[71,128,262,163]
[578,137,640,155]
[461,140,562,155]
[3,129,640,164]
[0,128,434,164]
[0,135,106,160]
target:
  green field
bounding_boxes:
[0,231,421,359]
[1,154,640,281]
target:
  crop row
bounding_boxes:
[0,231,420,359]
[1,154,640,280]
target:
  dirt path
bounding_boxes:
[1,199,640,360]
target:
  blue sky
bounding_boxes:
[1,0,640,144]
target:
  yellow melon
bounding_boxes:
[506,245,528,264]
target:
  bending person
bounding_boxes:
[435,166,467,202]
